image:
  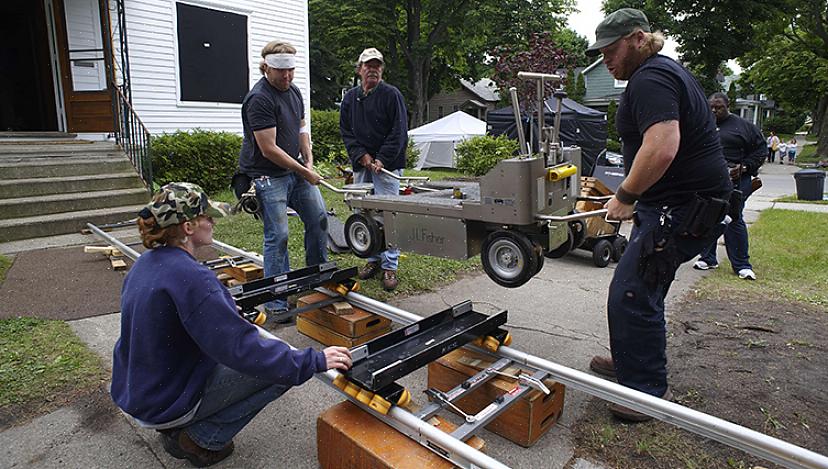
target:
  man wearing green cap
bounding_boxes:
[585,9,732,421]
[112,183,352,466]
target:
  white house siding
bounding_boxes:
[119,0,310,135]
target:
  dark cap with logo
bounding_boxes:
[586,8,651,56]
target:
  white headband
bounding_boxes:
[265,53,296,69]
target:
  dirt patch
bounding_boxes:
[0,382,112,431]
[572,292,828,468]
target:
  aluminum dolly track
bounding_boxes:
[89,228,828,469]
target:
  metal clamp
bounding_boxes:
[486,368,550,395]
[425,389,476,423]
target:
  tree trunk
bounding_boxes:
[817,95,828,160]
[812,95,827,138]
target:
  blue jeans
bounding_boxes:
[255,174,328,311]
[698,175,752,272]
[608,202,725,397]
[355,169,400,271]
[183,364,289,450]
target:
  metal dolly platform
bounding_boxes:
[87,224,828,469]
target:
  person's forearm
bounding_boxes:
[262,144,308,175]
[299,133,313,167]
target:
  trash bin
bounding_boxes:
[794,169,826,201]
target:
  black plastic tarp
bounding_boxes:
[486,97,607,176]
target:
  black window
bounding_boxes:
[176,3,247,103]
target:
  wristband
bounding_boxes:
[615,185,640,205]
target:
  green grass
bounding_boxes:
[697,209,828,306]
[211,168,480,301]
[796,144,820,165]
[774,195,828,205]
[0,318,107,408]
[0,254,11,285]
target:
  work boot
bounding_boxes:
[609,388,673,423]
[589,355,616,378]
[382,269,399,291]
[160,429,234,467]
[358,262,381,280]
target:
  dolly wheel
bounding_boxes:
[611,237,628,262]
[482,336,501,352]
[344,213,384,258]
[368,395,392,415]
[396,388,412,408]
[481,230,538,288]
[544,224,574,259]
[356,388,375,405]
[593,239,613,268]
[343,382,361,399]
[332,374,349,391]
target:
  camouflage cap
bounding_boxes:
[142,182,230,228]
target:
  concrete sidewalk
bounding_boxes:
[1,161,824,468]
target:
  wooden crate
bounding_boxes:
[579,176,614,196]
[220,260,263,282]
[317,401,485,469]
[575,199,618,238]
[296,316,390,347]
[427,348,565,447]
[297,293,392,338]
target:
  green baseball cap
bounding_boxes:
[141,182,230,228]
[586,8,651,56]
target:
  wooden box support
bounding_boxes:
[317,401,485,469]
[427,348,566,447]
[296,293,392,347]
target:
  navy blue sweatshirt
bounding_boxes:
[716,113,766,177]
[111,246,326,424]
[340,81,408,172]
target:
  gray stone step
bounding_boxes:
[0,204,145,243]
[0,173,145,199]
[0,141,122,156]
[0,188,149,220]
[0,132,78,139]
[0,157,135,179]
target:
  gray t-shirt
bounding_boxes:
[238,77,304,178]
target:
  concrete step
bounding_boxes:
[0,141,121,156]
[0,157,135,179]
[0,173,145,199]
[0,204,145,242]
[0,131,78,139]
[0,188,149,220]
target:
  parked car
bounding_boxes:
[591,149,625,192]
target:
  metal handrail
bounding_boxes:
[113,86,152,192]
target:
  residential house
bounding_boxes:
[425,78,500,123]
[581,59,625,111]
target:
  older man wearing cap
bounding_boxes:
[340,47,409,291]
[112,182,351,467]
[236,40,328,322]
[584,9,731,421]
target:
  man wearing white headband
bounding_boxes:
[236,40,328,323]
[340,47,409,291]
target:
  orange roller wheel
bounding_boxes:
[253,312,267,326]
[502,332,512,347]
[356,388,375,405]
[482,336,500,353]
[332,374,348,391]
[368,395,391,415]
[396,388,412,408]
[344,382,361,399]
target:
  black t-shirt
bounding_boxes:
[716,113,767,176]
[617,55,730,205]
[238,78,304,178]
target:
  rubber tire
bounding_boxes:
[481,230,538,288]
[592,239,613,268]
[344,213,384,258]
[611,236,628,262]
[531,240,545,275]
[544,224,574,259]
[570,219,587,249]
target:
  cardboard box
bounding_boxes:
[296,315,390,347]
[317,401,485,469]
[297,292,392,338]
[427,348,565,447]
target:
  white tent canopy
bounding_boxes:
[409,111,486,169]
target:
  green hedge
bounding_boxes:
[455,135,519,176]
[150,129,241,194]
[311,109,348,164]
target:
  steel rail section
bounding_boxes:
[336,289,828,469]
[86,223,141,260]
[92,229,828,469]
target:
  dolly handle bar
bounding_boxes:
[536,208,608,222]
[318,179,370,194]
[517,71,562,83]
[379,167,430,181]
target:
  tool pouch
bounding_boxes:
[637,221,680,287]
[675,194,729,238]
[728,189,744,220]
[231,171,252,200]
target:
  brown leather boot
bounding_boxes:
[609,387,673,423]
[382,269,399,291]
[160,429,234,467]
[358,262,380,280]
[589,355,616,378]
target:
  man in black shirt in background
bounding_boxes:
[585,8,731,422]
[694,92,764,280]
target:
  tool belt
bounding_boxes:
[231,172,261,218]
[675,193,730,238]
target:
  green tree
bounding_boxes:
[573,72,586,103]
[309,0,575,126]
[606,100,618,143]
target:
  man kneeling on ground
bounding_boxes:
[111,182,351,467]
